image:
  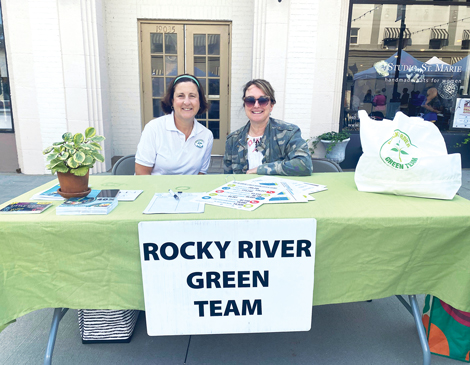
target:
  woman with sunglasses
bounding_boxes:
[223,79,312,175]
[135,74,213,175]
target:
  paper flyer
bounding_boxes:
[193,180,284,211]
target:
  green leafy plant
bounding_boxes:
[43,127,105,176]
[455,132,470,148]
[309,131,350,153]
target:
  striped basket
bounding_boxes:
[78,309,140,344]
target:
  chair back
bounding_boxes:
[311,158,343,173]
[112,155,136,175]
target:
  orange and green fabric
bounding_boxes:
[423,295,470,362]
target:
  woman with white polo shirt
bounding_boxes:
[79,75,214,344]
[135,74,214,175]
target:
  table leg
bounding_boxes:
[396,295,431,365]
[44,308,69,365]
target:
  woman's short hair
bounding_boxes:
[242,79,276,105]
[161,74,209,115]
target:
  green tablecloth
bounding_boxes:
[1,172,470,331]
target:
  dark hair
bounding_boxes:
[242,79,276,105]
[161,74,208,115]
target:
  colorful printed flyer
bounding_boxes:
[193,180,284,211]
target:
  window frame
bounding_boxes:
[341,0,470,134]
[0,1,13,134]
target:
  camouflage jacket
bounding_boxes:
[223,118,313,176]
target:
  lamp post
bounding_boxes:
[391,5,406,103]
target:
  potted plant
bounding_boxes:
[310,130,350,164]
[43,127,105,198]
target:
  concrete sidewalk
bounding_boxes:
[0,167,468,365]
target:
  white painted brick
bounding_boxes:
[6,0,350,169]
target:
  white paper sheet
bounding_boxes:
[143,193,204,214]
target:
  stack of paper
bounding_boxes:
[192,177,327,211]
[56,197,118,215]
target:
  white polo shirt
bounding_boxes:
[135,113,214,175]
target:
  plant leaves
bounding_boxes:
[53,141,65,146]
[391,148,399,152]
[83,155,94,165]
[67,156,79,168]
[85,127,96,139]
[73,151,86,163]
[73,133,84,144]
[52,164,69,174]
[91,135,105,142]
[90,142,103,150]
[401,150,409,155]
[62,132,73,141]
[71,166,89,176]
[43,146,54,155]
[92,152,105,163]
[46,153,58,161]
[58,152,69,160]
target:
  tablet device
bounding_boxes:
[97,189,120,198]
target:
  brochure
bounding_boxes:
[31,185,101,201]
[192,180,285,211]
[249,177,309,204]
[30,184,63,201]
[143,193,204,214]
[56,197,118,215]
[116,190,144,201]
[0,202,53,214]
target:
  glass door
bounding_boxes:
[140,21,230,155]
[186,24,230,154]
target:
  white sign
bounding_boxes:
[453,98,470,129]
[138,219,316,336]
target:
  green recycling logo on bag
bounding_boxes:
[380,129,420,170]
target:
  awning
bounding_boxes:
[451,57,464,64]
[431,29,449,40]
[463,30,470,41]
[384,27,411,39]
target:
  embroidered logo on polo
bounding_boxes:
[380,129,420,170]
[194,139,204,148]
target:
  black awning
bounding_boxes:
[430,29,449,40]
[384,27,411,39]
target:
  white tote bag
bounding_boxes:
[355,111,461,200]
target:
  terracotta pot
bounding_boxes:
[57,171,90,197]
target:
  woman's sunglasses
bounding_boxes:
[243,96,271,108]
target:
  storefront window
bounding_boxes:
[343,2,470,133]
[0,3,12,132]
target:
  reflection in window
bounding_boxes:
[343,3,470,133]
[209,121,220,139]
[153,99,163,118]
[0,3,12,132]
[208,100,219,119]
[350,28,359,44]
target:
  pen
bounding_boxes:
[169,189,179,200]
